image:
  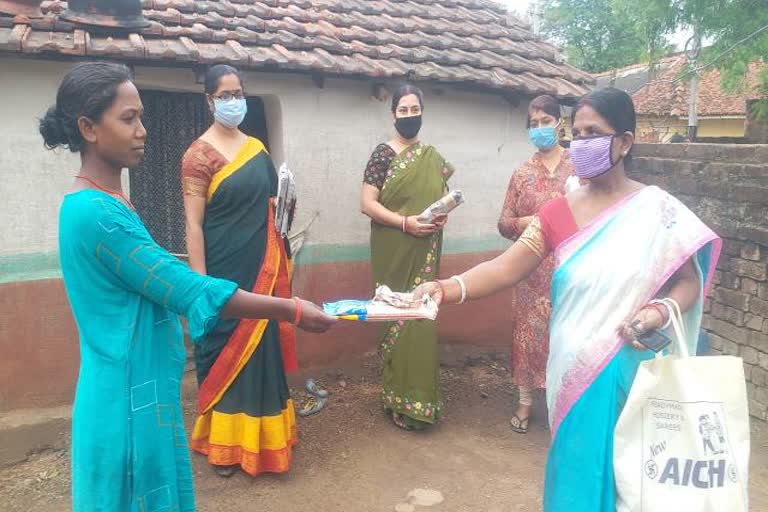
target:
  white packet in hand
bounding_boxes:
[418,190,465,222]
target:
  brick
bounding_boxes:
[708,333,725,350]
[751,296,768,317]
[715,288,750,311]
[742,346,759,365]
[709,318,748,344]
[732,258,767,281]
[749,331,768,351]
[745,313,764,331]
[739,226,768,246]
[718,272,740,290]
[747,382,757,401]
[716,255,731,272]
[724,305,744,326]
[744,362,754,380]
[721,337,740,356]
[753,367,768,387]
[749,400,768,421]
[744,205,768,224]
[722,240,742,257]
[756,386,768,406]
[731,185,768,205]
[741,242,761,261]
[759,283,768,301]
[742,278,758,296]
[704,297,711,313]
[760,351,768,371]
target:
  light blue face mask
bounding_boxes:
[213,98,247,128]
[528,125,559,150]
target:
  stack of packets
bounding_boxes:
[418,190,464,222]
[323,285,439,322]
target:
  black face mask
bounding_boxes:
[395,115,422,139]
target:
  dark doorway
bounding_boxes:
[130,90,270,254]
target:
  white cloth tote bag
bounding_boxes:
[614,301,750,512]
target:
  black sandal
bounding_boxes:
[213,465,237,478]
[510,413,530,434]
[392,412,414,431]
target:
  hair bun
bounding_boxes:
[39,105,73,150]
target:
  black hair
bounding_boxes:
[390,84,424,113]
[39,62,133,152]
[204,64,243,94]
[526,95,561,128]
[572,87,636,135]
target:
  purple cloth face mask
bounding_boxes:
[570,134,620,179]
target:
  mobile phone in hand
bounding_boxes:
[636,329,672,353]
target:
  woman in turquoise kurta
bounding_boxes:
[40,62,335,511]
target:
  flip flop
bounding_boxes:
[510,413,530,434]
[305,378,329,398]
[297,395,328,417]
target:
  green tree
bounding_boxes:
[537,0,768,110]
[537,0,670,73]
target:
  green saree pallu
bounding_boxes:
[372,143,453,426]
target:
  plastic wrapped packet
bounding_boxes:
[418,190,464,222]
[275,163,296,238]
[323,285,438,321]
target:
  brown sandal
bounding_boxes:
[510,413,530,434]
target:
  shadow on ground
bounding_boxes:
[1,349,767,512]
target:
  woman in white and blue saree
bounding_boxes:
[415,88,721,511]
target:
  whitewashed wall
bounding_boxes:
[0,56,534,258]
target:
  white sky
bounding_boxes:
[494,0,694,50]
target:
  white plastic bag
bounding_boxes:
[614,303,750,512]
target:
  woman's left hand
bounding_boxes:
[620,306,665,350]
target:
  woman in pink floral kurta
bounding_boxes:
[498,95,574,433]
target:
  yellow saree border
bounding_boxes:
[206,137,267,203]
[191,401,297,476]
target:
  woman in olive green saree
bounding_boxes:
[360,85,455,430]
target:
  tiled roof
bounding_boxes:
[0,0,593,99]
[601,55,763,117]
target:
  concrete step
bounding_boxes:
[0,405,71,467]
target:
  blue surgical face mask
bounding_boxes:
[213,98,247,128]
[528,124,560,150]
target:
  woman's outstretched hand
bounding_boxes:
[296,299,337,333]
[413,281,444,307]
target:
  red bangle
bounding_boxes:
[292,297,302,326]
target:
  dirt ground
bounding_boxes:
[1,351,767,512]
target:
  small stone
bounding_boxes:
[338,380,347,388]
[480,391,489,399]
[407,488,444,507]
[395,504,415,512]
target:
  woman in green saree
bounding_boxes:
[41,62,335,511]
[360,84,455,431]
